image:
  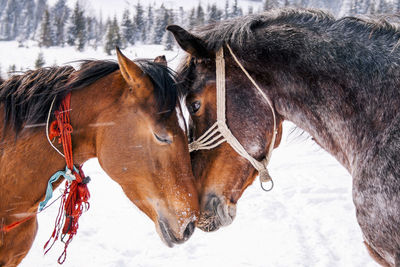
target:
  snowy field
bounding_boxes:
[0,42,378,266]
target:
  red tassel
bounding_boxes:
[49,120,60,141]
[43,93,91,264]
[62,172,90,236]
[44,169,90,264]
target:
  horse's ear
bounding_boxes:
[166,25,210,58]
[154,55,167,66]
[116,46,143,84]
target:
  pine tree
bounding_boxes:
[35,52,45,68]
[67,1,86,51]
[104,18,112,54]
[104,16,121,55]
[52,0,69,46]
[188,8,196,28]
[121,8,134,46]
[33,0,47,38]
[151,4,168,44]
[196,4,205,26]
[162,9,174,50]
[178,6,185,26]
[283,0,290,7]
[145,4,154,44]
[85,16,96,44]
[370,3,376,14]
[134,2,145,42]
[39,8,53,47]
[237,7,243,17]
[208,4,222,22]
[0,0,7,19]
[94,12,104,48]
[112,16,121,51]
[1,0,20,40]
[17,0,35,41]
[162,31,174,50]
[232,0,240,17]
[224,0,229,19]
[264,0,278,10]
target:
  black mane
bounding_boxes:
[179,8,400,97]
[0,59,179,136]
[192,8,400,51]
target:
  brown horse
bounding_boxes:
[170,23,283,232]
[0,48,199,266]
[169,9,400,267]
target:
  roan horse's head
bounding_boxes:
[168,26,283,232]
[88,49,199,246]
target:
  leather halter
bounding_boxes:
[189,45,277,191]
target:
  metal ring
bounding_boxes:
[260,178,274,192]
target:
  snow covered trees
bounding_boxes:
[52,0,69,46]
[121,9,134,47]
[0,0,398,51]
[67,1,86,51]
[104,16,121,55]
[39,9,53,47]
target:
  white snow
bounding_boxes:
[0,41,184,77]
[0,41,378,266]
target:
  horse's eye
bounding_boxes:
[189,101,201,115]
[154,133,172,144]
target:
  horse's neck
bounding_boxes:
[0,80,108,217]
[0,128,68,217]
[269,70,392,172]
[231,22,400,171]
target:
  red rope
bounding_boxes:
[44,92,90,264]
[1,93,90,264]
[0,214,35,233]
[0,193,63,233]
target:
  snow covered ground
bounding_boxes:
[0,41,378,266]
[0,41,184,77]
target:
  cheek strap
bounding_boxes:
[189,45,277,192]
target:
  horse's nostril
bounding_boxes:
[183,221,195,240]
[201,194,235,230]
[206,195,221,211]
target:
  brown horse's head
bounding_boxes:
[167,25,283,232]
[86,49,199,246]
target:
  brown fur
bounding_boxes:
[184,69,283,231]
[0,50,199,266]
[364,242,391,267]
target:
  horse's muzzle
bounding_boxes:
[197,193,236,232]
[158,218,195,247]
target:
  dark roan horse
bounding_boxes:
[168,9,400,267]
[0,48,199,266]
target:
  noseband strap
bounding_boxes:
[189,45,277,191]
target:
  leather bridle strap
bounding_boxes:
[189,45,277,191]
